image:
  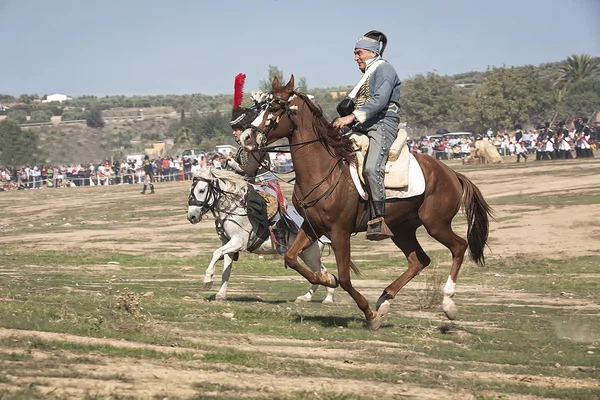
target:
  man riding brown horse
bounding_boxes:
[333,30,400,241]
[240,45,493,330]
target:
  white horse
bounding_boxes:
[187,166,336,303]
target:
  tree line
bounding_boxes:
[0,54,598,166]
[400,54,599,136]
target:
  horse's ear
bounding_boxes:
[272,76,280,90]
[284,75,295,93]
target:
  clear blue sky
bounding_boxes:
[1,0,599,97]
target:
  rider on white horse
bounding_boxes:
[227,73,305,255]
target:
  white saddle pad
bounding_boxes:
[349,153,425,200]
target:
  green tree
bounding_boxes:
[198,110,230,140]
[6,110,27,124]
[61,109,86,121]
[259,65,285,92]
[0,94,16,104]
[297,77,308,93]
[86,107,105,128]
[561,77,600,118]
[0,120,40,166]
[400,72,459,132]
[18,94,36,107]
[472,65,551,131]
[554,54,600,90]
[29,110,53,123]
[111,131,134,149]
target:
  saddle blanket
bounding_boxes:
[349,153,426,200]
[251,183,331,244]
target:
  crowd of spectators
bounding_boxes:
[2,121,595,191]
[0,155,197,192]
[409,120,596,161]
[0,149,294,192]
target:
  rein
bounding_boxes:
[292,158,344,209]
[253,94,325,152]
[189,176,272,252]
[188,178,248,218]
[256,92,348,210]
[250,94,325,185]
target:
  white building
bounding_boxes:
[42,93,72,103]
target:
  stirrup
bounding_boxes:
[366,217,394,241]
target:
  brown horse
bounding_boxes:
[241,75,493,330]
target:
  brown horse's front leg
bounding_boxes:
[285,226,338,288]
[329,230,380,330]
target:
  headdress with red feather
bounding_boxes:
[233,73,246,109]
[230,73,259,129]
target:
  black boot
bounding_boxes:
[140,185,146,194]
[366,201,394,241]
[273,226,287,255]
[150,183,155,194]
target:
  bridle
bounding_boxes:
[252,93,323,151]
[253,92,346,215]
[188,177,248,217]
[188,177,220,216]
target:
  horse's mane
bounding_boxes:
[293,91,356,164]
[193,166,248,196]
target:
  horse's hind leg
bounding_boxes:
[376,225,431,315]
[215,253,234,301]
[422,219,468,320]
[297,241,335,304]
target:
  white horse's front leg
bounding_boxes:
[204,238,243,291]
[215,253,234,301]
[204,240,225,290]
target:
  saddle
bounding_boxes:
[257,190,300,235]
[244,186,299,253]
[349,128,410,189]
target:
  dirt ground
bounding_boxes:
[1,157,599,399]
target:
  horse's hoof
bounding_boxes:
[328,274,339,288]
[322,298,334,305]
[442,297,458,320]
[376,300,390,316]
[367,312,383,331]
[203,281,213,290]
[295,295,310,303]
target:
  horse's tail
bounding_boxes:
[321,243,363,278]
[455,172,494,266]
[349,260,363,279]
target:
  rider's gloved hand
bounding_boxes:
[224,159,243,174]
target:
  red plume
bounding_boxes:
[233,73,246,109]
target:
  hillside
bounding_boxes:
[5,56,598,165]
[34,116,177,164]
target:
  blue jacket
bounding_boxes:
[353,62,401,129]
